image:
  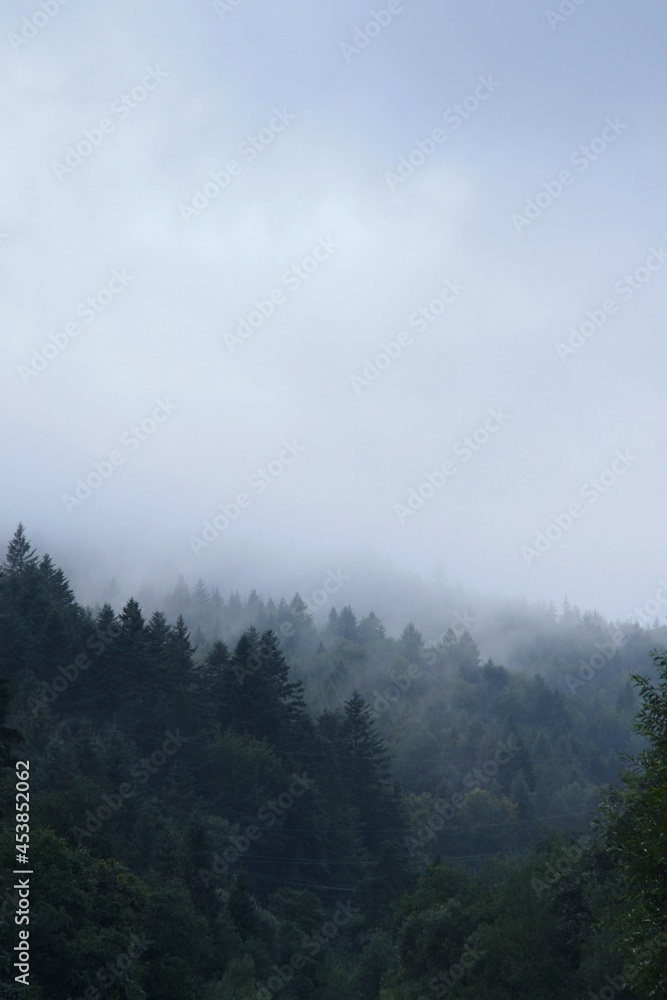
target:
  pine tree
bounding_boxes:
[257,629,308,744]
[113,598,149,725]
[399,623,423,661]
[220,626,261,731]
[167,615,196,675]
[192,578,210,607]
[343,690,391,781]
[358,611,386,643]
[80,603,119,715]
[445,629,480,677]
[209,585,225,639]
[289,593,313,628]
[246,589,264,622]
[227,591,243,624]
[4,523,37,573]
[326,607,340,636]
[210,586,225,615]
[157,615,197,733]
[200,639,231,725]
[218,629,308,754]
[192,579,210,634]
[38,553,76,605]
[338,605,359,641]
[342,691,404,851]
[147,610,170,659]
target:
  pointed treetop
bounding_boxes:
[5,523,37,573]
[289,592,314,625]
[192,578,210,605]
[210,586,225,612]
[338,605,358,641]
[204,639,230,669]
[147,610,170,653]
[400,623,423,659]
[119,598,146,633]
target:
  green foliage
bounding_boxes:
[600,650,667,997]
[0,525,660,999]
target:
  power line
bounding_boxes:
[81,727,628,766]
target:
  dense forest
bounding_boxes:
[1,524,666,998]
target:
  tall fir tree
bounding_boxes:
[342,690,405,851]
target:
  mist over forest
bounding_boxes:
[3,0,667,997]
[2,524,667,998]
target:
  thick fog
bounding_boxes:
[3,0,666,622]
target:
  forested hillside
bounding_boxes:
[1,524,666,998]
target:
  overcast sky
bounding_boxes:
[2,0,666,621]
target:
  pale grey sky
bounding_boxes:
[2,0,666,620]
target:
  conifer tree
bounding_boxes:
[342,691,404,851]
[221,629,308,751]
[358,611,386,643]
[326,607,340,636]
[338,605,359,641]
[200,639,231,727]
[4,523,37,573]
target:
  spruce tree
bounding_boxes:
[4,523,37,573]
[338,605,359,641]
[217,628,310,760]
[342,690,404,851]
